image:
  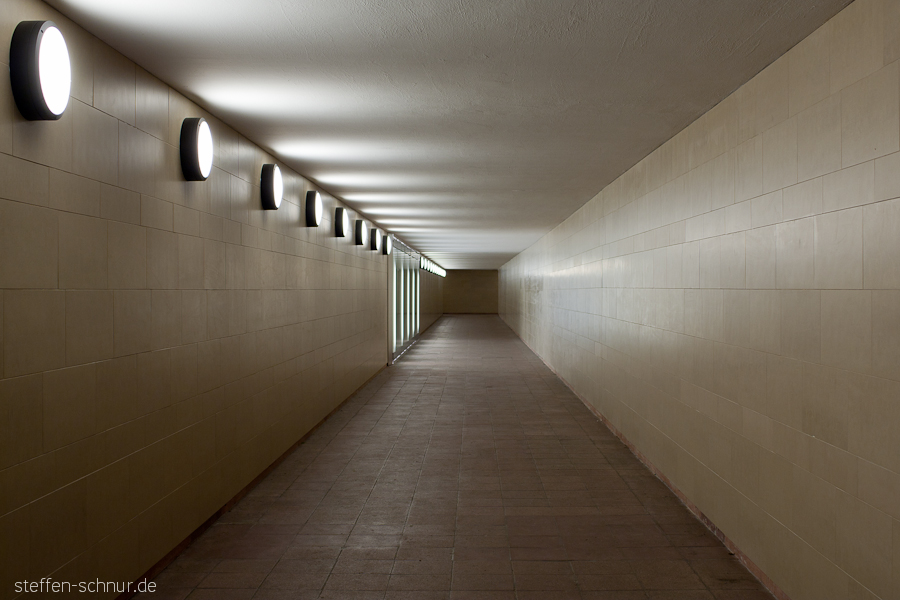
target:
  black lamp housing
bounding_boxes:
[370,229,381,251]
[10,20,69,120]
[260,164,282,210]
[383,235,393,255]
[305,190,322,226]
[355,220,368,246]
[180,117,211,181]
[335,207,349,237]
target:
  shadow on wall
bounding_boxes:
[443,269,498,313]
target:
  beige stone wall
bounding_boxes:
[0,0,388,596]
[444,270,498,314]
[500,0,900,598]
[420,270,444,332]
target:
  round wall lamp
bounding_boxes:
[383,235,393,255]
[355,220,368,246]
[335,207,350,237]
[260,164,283,210]
[10,21,71,120]
[370,229,381,252]
[180,118,213,181]
[420,257,446,277]
[305,191,323,226]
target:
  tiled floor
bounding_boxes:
[148,315,773,600]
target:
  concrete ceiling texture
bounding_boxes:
[47,0,851,269]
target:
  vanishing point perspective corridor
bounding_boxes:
[147,315,770,600]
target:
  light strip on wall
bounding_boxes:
[10,21,71,120]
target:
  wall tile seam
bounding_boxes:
[0,161,367,252]
[576,195,891,240]
[0,189,378,261]
[496,324,891,518]
[497,310,800,594]
[588,362,885,486]
[0,389,342,544]
[533,106,897,261]
[0,407,263,521]
[0,317,379,375]
[546,348,894,598]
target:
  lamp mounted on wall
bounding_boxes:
[180,118,213,181]
[420,256,446,277]
[335,207,350,237]
[305,191,323,226]
[370,228,381,252]
[9,21,71,120]
[260,164,283,210]
[355,220,368,246]
[383,235,393,255]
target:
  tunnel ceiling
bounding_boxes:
[46,0,852,268]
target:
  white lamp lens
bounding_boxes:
[273,166,283,208]
[38,26,70,116]
[197,121,213,178]
[315,193,323,225]
[342,211,349,236]
[362,223,368,245]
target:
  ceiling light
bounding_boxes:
[383,235,393,255]
[10,21,71,120]
[370,229,381,252]
[305,191,323,226]
[260,164,283,210]
[335,207,350,237]
[180,118,213,181]
[355,220,368,246]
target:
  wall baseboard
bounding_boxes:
[501,315,790,600]
[117,364,388,600]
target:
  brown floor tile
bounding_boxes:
[452,547,509,561]
[391,559,452,575]
[450,571,515,591]
[147,316,772,600]
[690,560,765,590]
[197,571,268,588]
[451,560,511,574]
[324,573,391,590]
[260,569,330,590]
[186,590,256,600]
[448,592,516,600]
[578,574,643,591]
[136,588,191,600]
[333,559,394,574]
[516,593,583,600]
[250,591,319,599]
[631,560,705,590]
[388,573,453,590]
[513,570,579,591]
[316,592,384,600]
[580,593,646,600]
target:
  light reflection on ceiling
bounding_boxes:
[46,0,852,268]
